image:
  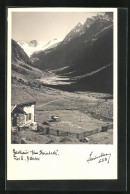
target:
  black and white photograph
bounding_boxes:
[10,10,114,145]
[6,7,118,181]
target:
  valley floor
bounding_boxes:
[11,81,113,144]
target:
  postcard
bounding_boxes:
[7,8,117,180]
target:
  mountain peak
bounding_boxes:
[73,22,83,30]
[63,22,84,42]
[16,38,63,57]
[104,12,113,21]
[63,13,111,42]
[84,17,95,28]
[29,40,38,47]
[76,22,83,27]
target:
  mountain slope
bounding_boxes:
[59,25,113,77]
[31,12,113,94]
[31,12,113,73]
[17,38,63,57]
[43,64,113,94]
[71,64,113,94]
[12,39,42,80]
[12,39,33,65]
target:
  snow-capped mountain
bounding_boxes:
[12,12,114,93]
[63,22,84,42]
[63,12,113,43]
[28,40,39,47]
[17,38,63,57]
[30,12,113,94]
[42,38,63,50]
[17,40,46,57]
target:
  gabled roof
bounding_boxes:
[11,106,26,114]
[11,86,36,106]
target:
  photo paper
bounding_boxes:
[7,8,117,180]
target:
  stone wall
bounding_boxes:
[17,113,25,127]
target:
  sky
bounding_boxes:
[12,12,104,42]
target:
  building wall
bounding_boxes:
[12,103,36,128]
[23,104,35,125]
[17,113,26,127]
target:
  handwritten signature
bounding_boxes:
[87,151,111,164]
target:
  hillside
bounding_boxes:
[12,39,43,81]
[31,13,113,94]
[12,39,32,65]
[31,13,113,72]
[70,64,113,94]
[59,25,113,77]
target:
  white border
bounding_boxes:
[7,8,117,180]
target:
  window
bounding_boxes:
[29,113,31,120]
[26,113,31,121]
